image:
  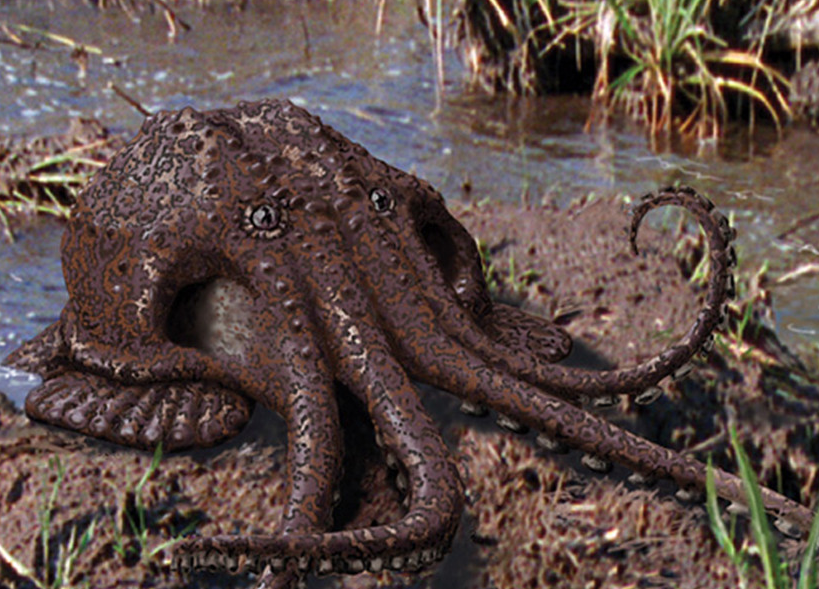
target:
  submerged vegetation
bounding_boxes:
[446,0,809,138]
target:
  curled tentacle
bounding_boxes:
[173,215,464,581]
[333,203,811,536]
[399,318,815,537]
[397,185,732,402]
[175,328,463,580]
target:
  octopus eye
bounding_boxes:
[251,204,279,230]
[243,203,287,239]
[369,188,393,213]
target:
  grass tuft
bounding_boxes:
[0,445,196,587]
[0,457,96,589]
[706,424,819,588]
[108,443,198,564]
[449,0,793,139]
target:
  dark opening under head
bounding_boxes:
[166,280,212,349]
[420,221,460,287]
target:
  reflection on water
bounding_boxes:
[0,0,816,361]
[0,219,65,398]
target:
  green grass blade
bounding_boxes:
[706,456,739,560]
[135,443,163,496]
[605,0,636,40]
[0,542,47,589]
[611,62,647,93]
[77,519,96,556]
[797,504,819,589]
[28,153,105,172]
[148,516,201,558]
[0,206,14,243]
[729,425,786,589]
[28,173,89,185]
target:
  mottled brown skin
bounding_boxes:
[4,99,814,587]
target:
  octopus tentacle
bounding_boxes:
[23,370,252,451]
[175,330,463,578]
[329,203,810,534]
[234,377,343,589]
[398,317,814,535]
[482,301,573,363]
[278,389,342,536]
[254,566,302,589]
[397,186,731,401]
[176,209,464,580]
[3,320,68,376]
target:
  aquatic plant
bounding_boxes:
[602,0,790,139]
[447,0,792,139]
[450,0,599,95]
[0,133,112,242]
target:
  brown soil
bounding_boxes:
[2,194,818,588]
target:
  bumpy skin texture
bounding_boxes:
[4,99,814,586]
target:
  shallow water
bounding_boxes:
[1,1,817,397]
[1,1,817,380]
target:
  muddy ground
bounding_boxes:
[1,127,819,589]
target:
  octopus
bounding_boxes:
[3,99,814,589]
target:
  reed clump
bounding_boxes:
[447,0,802,139]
